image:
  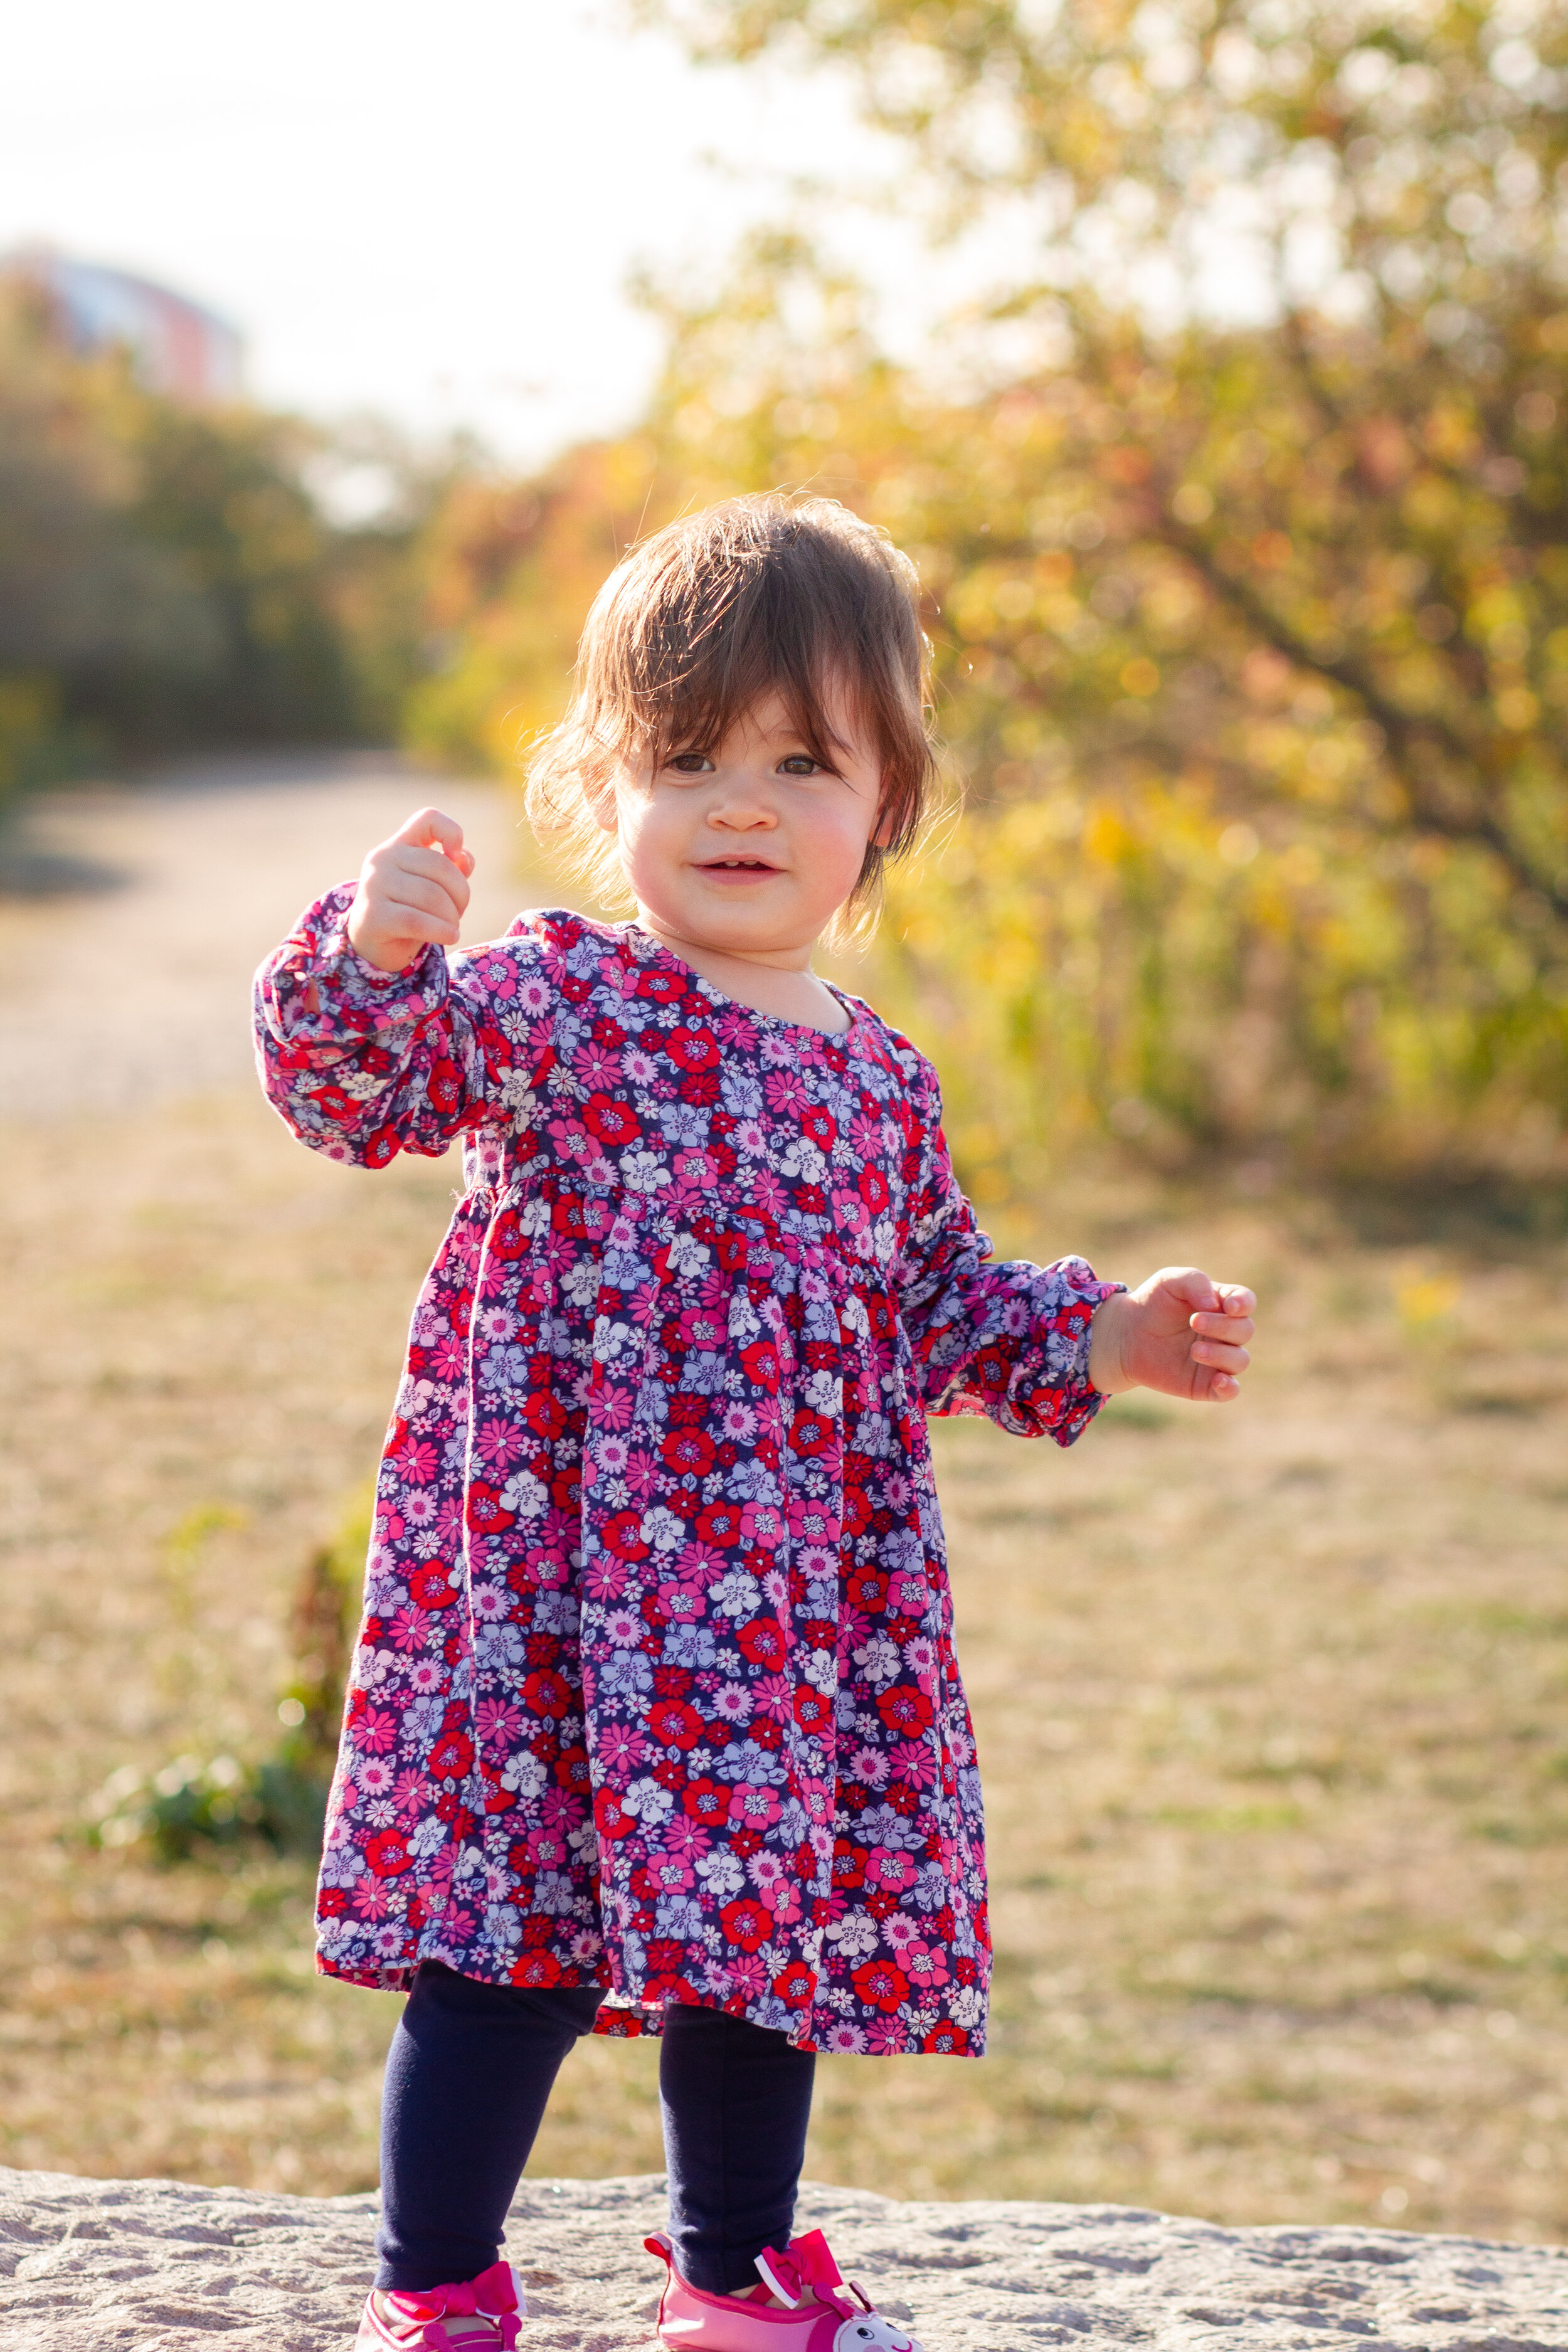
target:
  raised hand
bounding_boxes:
[347,807,475,973]
[1086,1266,1256,1404]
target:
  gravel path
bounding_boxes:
[0,754,538,1119]
[3,2168,1565,2351]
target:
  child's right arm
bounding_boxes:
[253,807,544,1168]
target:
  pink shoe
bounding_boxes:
[353,2262,522,2352]
[646,2228,922,2351]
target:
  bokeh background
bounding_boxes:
[1,0,1565,2245]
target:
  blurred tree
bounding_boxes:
[603,0,1568,1194]
[0,283,442,788]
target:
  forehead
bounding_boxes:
[708,683,872,758]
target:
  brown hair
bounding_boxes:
[525,492,938,933]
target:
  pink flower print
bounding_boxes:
[399,1439,440,1485]
[832,1190,869,1236]
[357,1756,396,1796]
[712,1684,753,1725]
[572,1040,622,1089]
[795,1545,835,1579]
[623,1049,657,1084]
[597,1436,630,1475]
[675,1542,726,1585]
[904,1941,950,1991]
[740,1500,784,1552]
[408,1658,445,1695]
[678,1305,726,1353]
[646,1853,696,1895]
[376,1507,405,1545]
[583,1557,628,1602]
[765,1880,803,1925]
[659,1579,707,1624]
[746,1850,789,1894]
[890,1738,938,1789]
[745,1168,789,1219]
[356,1706,399,1756]
[393,1770,429,1817]
[864,1845,917,1894]
[517,975,552,1019]
[662,1818,711,1865]
[902,1637,937,1683]
[476,1699,523,1758]
[788,1498,839,1547]
[733,1120,766,1159]
[476,1419,527,1473]
[625,1449,662,1504]
[849,1111,887,1160]
[764,1069,808,1116]
[472,1583,511,1621]
[596,1722,649,1777]
[539,1786,581,1830]
[435,1498,465,1546]
[867,2016,909,2053]
[719,1952,770,2000]
[476,1306,516,1344]
[402,1490,439,1527]
[527,1825,572,1872]
[822,2021,868,2053]
[753,1674,793,1724]
[720,1402,757,1445]
[567,1926,603,1966]
[603,1608,642,1649]
[761,1567,788,1609]
[351,1874,392,1921]
[389,1607,430,1654]
[881,1910,922,1952]
[728,1784,783,1831]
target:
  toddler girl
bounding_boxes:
[254,495,1254,2352]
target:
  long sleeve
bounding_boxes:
[893,1062,1123,1446]
[253,883,555,1167]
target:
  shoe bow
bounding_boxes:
[388,2262,521,2352]
[756,2230,869,2318]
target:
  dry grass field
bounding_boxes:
[1,766,1565,2246]
[2,1098,1565,2240]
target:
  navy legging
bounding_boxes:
[375,1962,817,2296]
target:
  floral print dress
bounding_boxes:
[254,894,1120,2055]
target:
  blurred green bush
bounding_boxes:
[86,1488,369,1865]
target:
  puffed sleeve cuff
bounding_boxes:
[1038,1263,1127,1446]
[255,882,451,1050]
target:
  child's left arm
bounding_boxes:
[894,1062,1253,1443]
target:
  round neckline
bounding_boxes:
[622,922,861,1044]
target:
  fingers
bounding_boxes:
[393,805,469,866]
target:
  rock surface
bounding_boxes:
[1,2168,1564,2351]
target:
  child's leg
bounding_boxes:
[658,2003,816,2294]
[374,1959,603,2290]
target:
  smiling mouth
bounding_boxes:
[699,857,779,872]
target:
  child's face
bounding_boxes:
[603,687,885,961]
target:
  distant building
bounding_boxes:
[1,249,243,403]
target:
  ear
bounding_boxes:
[586,769,621,837]
[870,792,899,852]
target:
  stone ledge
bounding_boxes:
[0,2166,1563,2350]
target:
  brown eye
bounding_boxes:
[779,755,820,775]
[668,752,711,775]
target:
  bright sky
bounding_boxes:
[0,0,892,464]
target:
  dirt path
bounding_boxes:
[0,753,546,1118]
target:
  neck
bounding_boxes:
[632,910,849,1036]
[634,911,814,980]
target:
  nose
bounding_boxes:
[706,787,777,831]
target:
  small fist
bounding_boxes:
[347,807,474,973]
[1088,1266,1256,1404]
